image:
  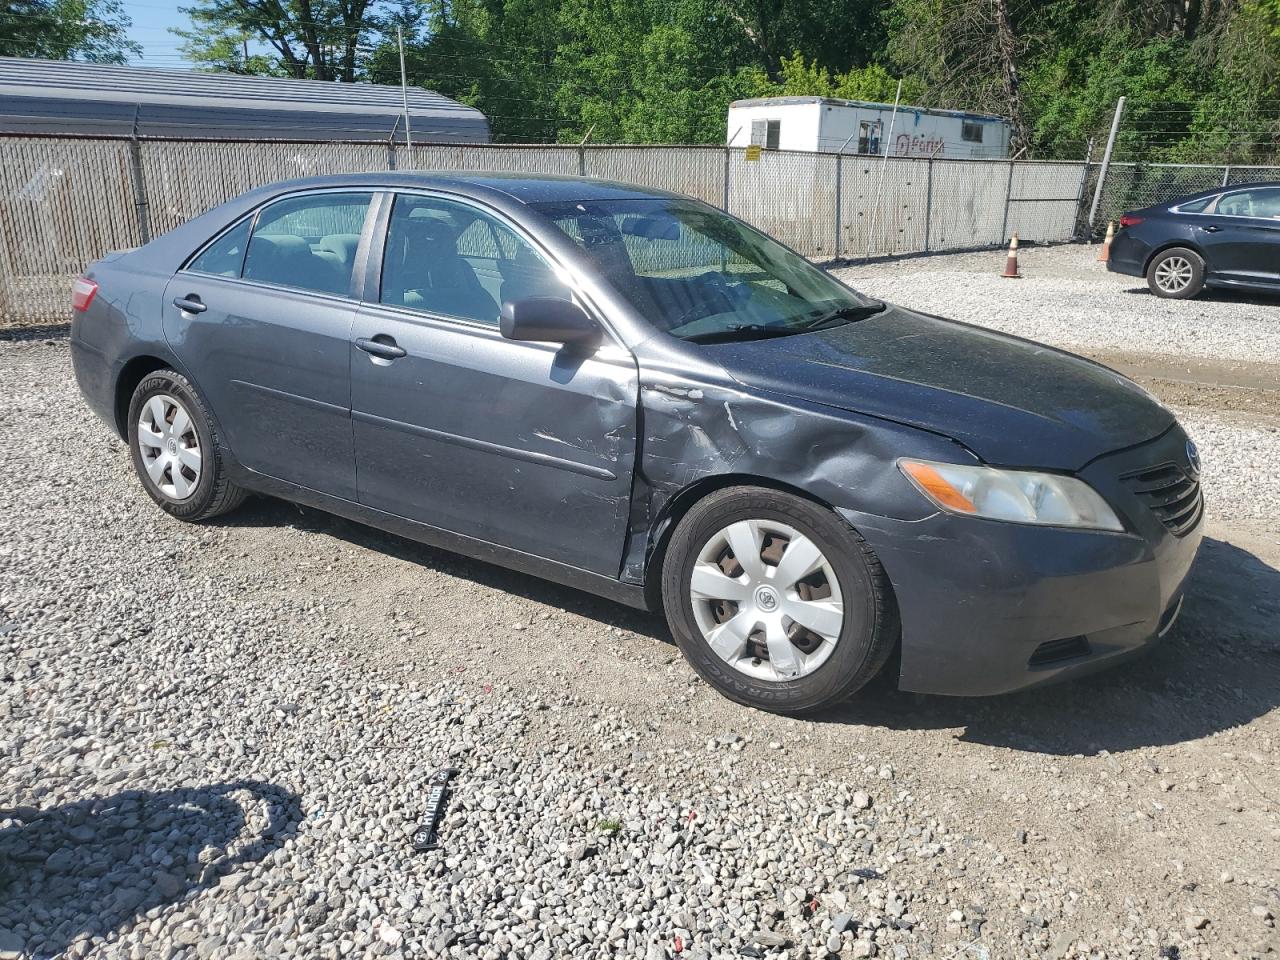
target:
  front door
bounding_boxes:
[350,192,639,577]
[162,190,375,501]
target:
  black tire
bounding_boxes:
[126,369,248,521]
[1146,247,1205,299]
[660,486,898,714]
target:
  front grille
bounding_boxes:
[1122,462,1202,536]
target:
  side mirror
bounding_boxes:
[500,297,600,348]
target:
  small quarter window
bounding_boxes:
[1174,196,1214,214]
[188,218,251,277]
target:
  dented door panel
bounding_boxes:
[351,305,640,576]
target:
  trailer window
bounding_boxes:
[857,120,882,155]
[962,121,984,143]
[751,118,781,150]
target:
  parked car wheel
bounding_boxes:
[661,486,898,714]
[1146,247,1205,299]
[127,370,248,521]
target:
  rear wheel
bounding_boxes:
[1146,247,1204,299]
[660,486,898,714]
[127,370,248,521]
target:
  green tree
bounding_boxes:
[174,0,382,81]
[1,0,140,62]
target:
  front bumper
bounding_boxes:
[842,426,1203,696]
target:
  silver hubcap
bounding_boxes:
[136,394,202,500]
[690,519,844,682]
[1154,256,1193,293]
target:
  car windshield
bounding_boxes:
[531,198,883,342]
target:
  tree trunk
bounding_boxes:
[992,0,1029,157]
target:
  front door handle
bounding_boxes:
[172,295,207,314]
[355,336,407,360]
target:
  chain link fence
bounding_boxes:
[1082,161,1280,234]
[12,133,1262,328]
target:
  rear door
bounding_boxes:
[1197,187,1280,286]
[349,191,639,576]
[163,190,375,501]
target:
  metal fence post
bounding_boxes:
[833,154,843,259]
[127,110,151,245]
[1221,165,1231,187]
[576,125,594,178]
[1070,139,1094,240]
[1000,159,1015,243]
[924,158,933,252]
[1087,96,1126,235]
[722,146,731,212]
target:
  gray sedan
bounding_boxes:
[72,173,1202,713]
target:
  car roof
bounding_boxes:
[260,170,688,205]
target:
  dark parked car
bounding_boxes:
[72,173,1203,713]
[1108,181,1280,298]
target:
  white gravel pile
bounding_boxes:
[833,244,1280,365]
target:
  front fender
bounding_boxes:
[622,374,975,585]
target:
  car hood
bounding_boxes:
[710,304,1174,471]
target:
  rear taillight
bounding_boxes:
[1119,213,1144,228]
[71,277,98,312]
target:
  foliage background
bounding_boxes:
[3,0,1278,160]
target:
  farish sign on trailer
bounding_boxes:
[727,96,1011,160]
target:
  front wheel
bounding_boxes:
[660,486,898,714]
[1146,247,1205,299]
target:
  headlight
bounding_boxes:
[899,459,1124,532]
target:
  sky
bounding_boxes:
[120,0,196,69]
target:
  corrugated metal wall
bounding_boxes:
[0,135,1102,327]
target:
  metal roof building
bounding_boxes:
[0,57,489,143]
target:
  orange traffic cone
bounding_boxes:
[1097,221,1114,262]
[1001,233,1020,278]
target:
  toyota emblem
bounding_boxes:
[1186,439,1201,478]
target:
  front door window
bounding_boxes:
[379,194,571,324]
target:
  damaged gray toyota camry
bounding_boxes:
[71,173,1203,714]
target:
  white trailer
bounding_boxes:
[727,96,1011,160]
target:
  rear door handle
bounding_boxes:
[355,336,407,360]
[1200,225,1222,233]
[172,295,207,313]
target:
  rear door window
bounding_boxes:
[1216,188,1280,219]
[241,192,373,296]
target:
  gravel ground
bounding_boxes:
[833,243,1280,368]
[2,251,1279,960]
